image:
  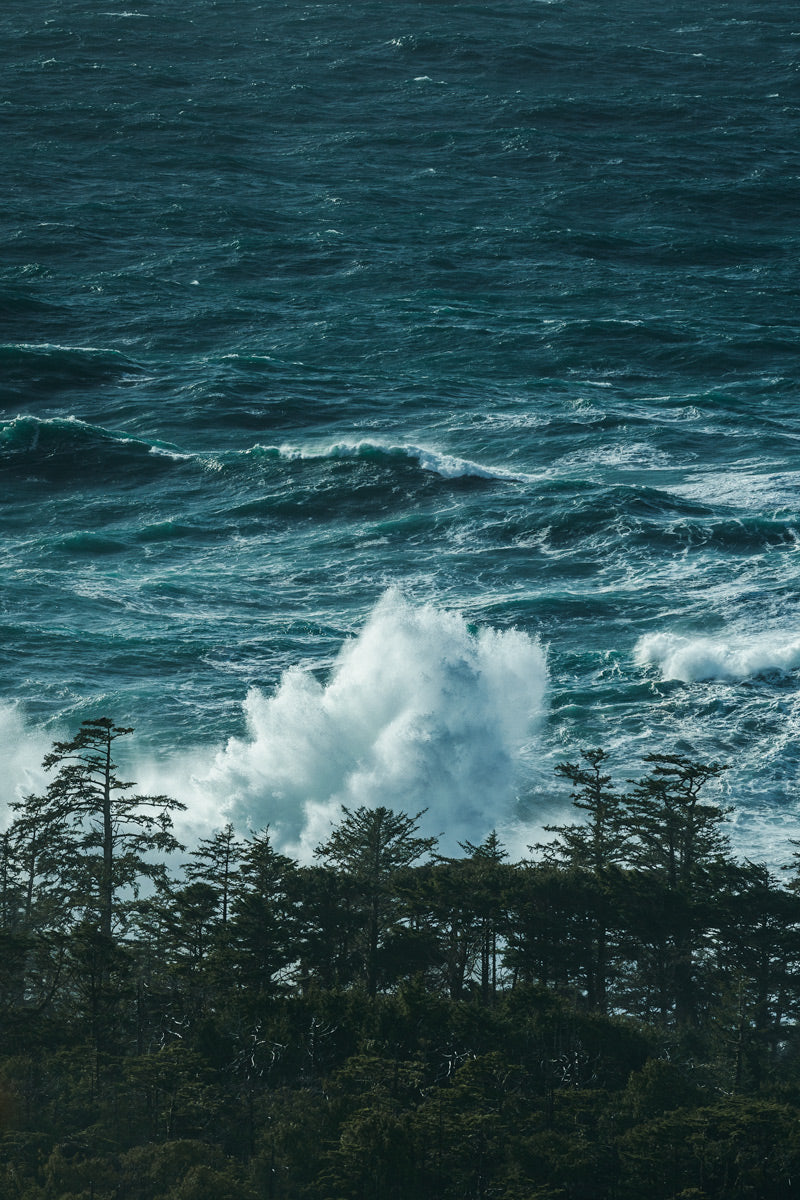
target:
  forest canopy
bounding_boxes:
[2,720,800,1200]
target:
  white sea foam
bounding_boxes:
[672,470,800,511]
[148,444,195,462]
[3,342,120,354]
[635,630,800,682]
[155,592,547,858]
[557,441,672,471]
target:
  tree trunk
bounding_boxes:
[101,727,114,943]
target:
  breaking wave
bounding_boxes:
[1,419,532,486]
[159,592,547,858]
[248,439,534,482]
[635,630,800,682]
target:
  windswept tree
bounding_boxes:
[40,718,185,942]
[316,806,438,996]
[626,753,730,889]
[543,748,630,873]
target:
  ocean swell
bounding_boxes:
[0,416,190,483]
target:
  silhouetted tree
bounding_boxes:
[183,823,244,930]
[538,750,632,1013]
[228,829,299,1005]
[316,806,437,997]
[625,754,730,1024]
[41,719,185,943]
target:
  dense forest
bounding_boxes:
[3,718,800,1199]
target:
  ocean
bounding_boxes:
[2,0,799,862]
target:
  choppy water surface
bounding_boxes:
[3,0,800,860]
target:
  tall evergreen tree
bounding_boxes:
[456,832,511,1005]
[1,792,80,1027]
[626,754,729,888]
[227,829,299,1005]
[715,861,800,1090]
[40,719,186,941]
[544,748,630,873]
[625,753,730,1024]
[537,750,630,1013]
[183,823,243,930]
[315,806,437,997]
[8,789,82,935]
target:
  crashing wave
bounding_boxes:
[635,630,800,682]
[143,591,548,858]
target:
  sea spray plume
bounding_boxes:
[201,592,547,858]
[0,704,56,818]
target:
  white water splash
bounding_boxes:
[0,704,59,819]
[168,592,547,857]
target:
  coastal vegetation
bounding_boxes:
[2,721,800,1199]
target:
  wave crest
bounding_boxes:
[249,439,532,482]
[635,630,800,682]
[0,415,189,479]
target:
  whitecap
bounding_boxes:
[672,470,800,511]
[635,630,800,682]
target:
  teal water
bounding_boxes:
[3,0,800,859]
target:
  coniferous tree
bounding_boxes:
[40,718,186,943]
[532,748,638,1012]
[626,754,729,888]
[544,749,630,874]
[183,823,243,930]
[456,832,511,1005]
[538,749,630,1012]
[397,857,480,1001]
[714,861,800,1090]
[0,798,77,1028]
[625,754,730,1024]
[8,790,81,935]
[315,806,437,997]
[227,829,299,1005]
[295,862,362,990]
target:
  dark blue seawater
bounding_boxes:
[2,0,800,859]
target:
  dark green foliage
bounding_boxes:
[31,719,185,940]
[4,726,800,1199]
[545,748,630,873]
[315,806,438,997]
